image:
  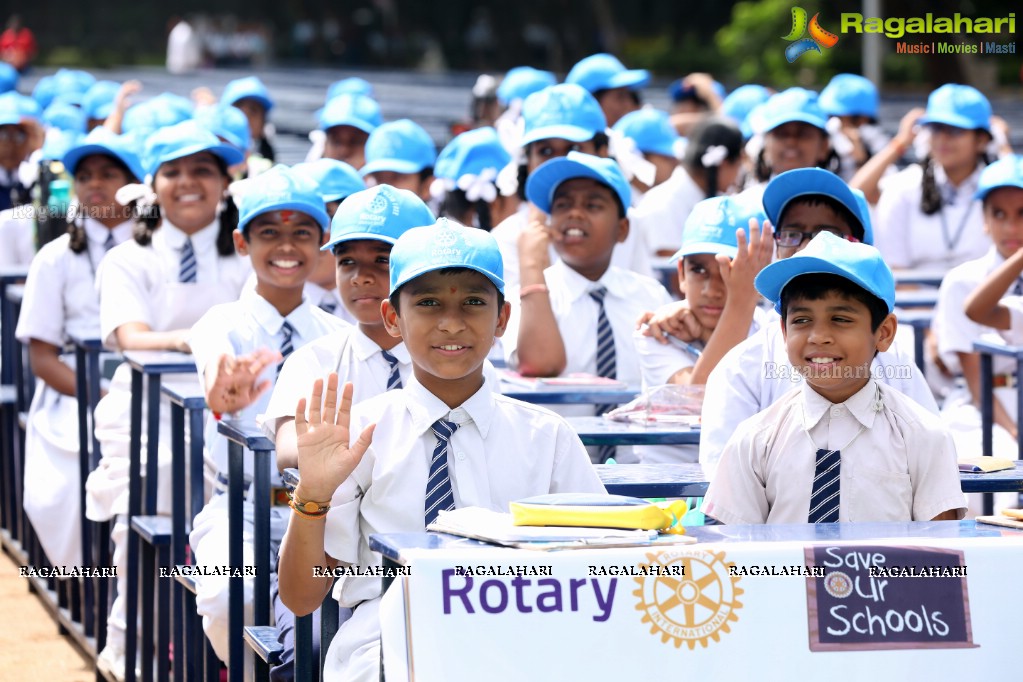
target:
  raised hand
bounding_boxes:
[717,217,775,297]
[518,205,553,269]
[204,347,282,413]
[293,374,375,503]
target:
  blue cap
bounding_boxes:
[0,62,18,94]
[291,159,365,204]
[143,120,245,177]
[566,53,650,93]
[359,119,437,177]
[755,88,827,134]
[389,218,504,295]
[82,80,121,121]
[41,129,82,162]
[755,231,895,314]
[326,77,374,101]
[221,76,274,112]
[31,76,57,109]
[611,108,682,158]
[121,93,194,135]
[668,78,726,104]
[975,155,1023,201]
[763,168,873,245]
[721,84,771,132]
[819,74,879,119]
[0,91,41,126]
[53,68,96,96]
[42,101,87,134]
[919,84,991,133]
[234,167,330,233]
[525,151,631,215]
[496,67,556,106]
[323,185,435,251]
[63,127,145,180]
[672,196,766,260]
[318,93,382,133]
[194,104,252,153]
[434,127,511,182]
[521,84,607,147]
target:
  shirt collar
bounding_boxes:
[244,288,319,340]
[84,217,133,247]
[933,163,982,203]
[159,219,220,251]
[800,378,880,431]
[351,327,411,365]
[403,373,496,439]
[548,258,621,303]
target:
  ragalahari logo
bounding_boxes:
[783,7,840,62]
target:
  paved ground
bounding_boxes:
[17,65,1023,166]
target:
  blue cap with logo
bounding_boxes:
[611,108,682,158]
[194,104,252,153]
[234,166,330,233]
[566,53,650,93]
[763,168,873,245]
[318,93,382,133]
[755,231,895,314]
[142,120,245,176]
[525,151,631,215]
[291,158,365,204]
[975,154,1023,201]
[389,218,505,296]
[672,196,766,261]
[919,83,991,133]
[521,84,607,147]
[63,127,146,181]
[818,74,879,120]
[326,77,375,102]
[221,76,274,112]
[434,127,512,184]
[359,119,437,177]
[754,87,827,135]
[322,184,435,251]
[497,67,556,106]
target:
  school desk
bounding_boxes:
[499,382,640,406]
[894,289,939,309]
[372,520,1023,681]
[122,350,196,682]
[894,269,946,288]
[567,416,700,446]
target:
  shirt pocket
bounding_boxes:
[846,464,912,522]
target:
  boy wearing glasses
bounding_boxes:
[698,168,939,469]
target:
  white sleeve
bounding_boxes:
[500,287,522,369]
[1002,295,1023,334]
[633,329,695,389]
[905,414,967,521]
[549,419,607,494]
[187,306,235,379]
[15,242,67,347]
[0,211,35,267]
[701,420,770,525]
[96,246,155,350]
[261,339,341,438]
[934,270,988,358]
[874,171,917,269]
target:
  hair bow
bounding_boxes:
[608,128,656,186]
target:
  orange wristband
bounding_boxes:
[519,283,549,298]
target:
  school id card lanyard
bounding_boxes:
[937,185,976,254]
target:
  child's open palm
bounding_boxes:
[205,347,282,413]
[293,374,375,503]
[717,217,774,296]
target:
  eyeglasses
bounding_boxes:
[0,129,27,144]
[925,123,969,137]
[774,226,859,248]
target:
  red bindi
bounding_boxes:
[279,210,294,223]
[450,287,456,294]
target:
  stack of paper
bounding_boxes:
[958,456,1015,473]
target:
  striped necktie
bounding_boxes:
[381,349,402,390]
[277,321,295,376]
[1013,278,1023,296]
[103,232,116,252]
[590,286,618,463]
[179,238,197,283]
[808,448,841,523]
[319,299,337,314]
[425,419,459,526]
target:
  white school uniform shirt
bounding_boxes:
[189,289,348,481]
[0,206,36,267]
[630,165,705,256]
[503,259,673,416]
[324,374,606,607]
[490,203,656,292]
[303,280,357,326]
[260,325,412,440]
[703,379,967,524]
[14,218,132,567]
[875,163,989,270]
[699,311,940,468]
[97,220,252,349]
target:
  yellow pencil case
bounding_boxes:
[510,494,688,535]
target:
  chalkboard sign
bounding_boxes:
[804,545,975,651]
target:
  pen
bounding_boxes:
[666,335,703,358]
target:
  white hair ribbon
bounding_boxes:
[456,167,499,203]
[700,144,729,168]
[608,128,656,187]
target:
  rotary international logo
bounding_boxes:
[633,549,743,649]
[783,7,839,62]
[367,194,390,214]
